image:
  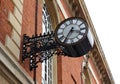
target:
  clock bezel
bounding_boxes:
[55,17,89,46]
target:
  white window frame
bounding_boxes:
[42,3,53,84]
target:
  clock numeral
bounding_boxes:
[63,22,67,26]
[69,20,73,24]
[80,32,85,35]
[67,39,72,44]
[65,39,72,44]
[78,23,83,27]
[57,32,63,35]
[73,38,79,43]
[76,37,80,40]
[77,20,83,26]
[77,35,83,39]
[71,39,74,43]
[59,36,65,41]
[80,27,86,30]
[65,21,70,25]
[58,29,63,34]
[73,19,77,24]
[79,23,86,28]
[81,29,86,34]
[60,24,66,28]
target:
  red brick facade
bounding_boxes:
[0,0,14,44]
[58,56,84,84]
[20,0,42,83]
[0,0,42,83]
[0,0,114,84]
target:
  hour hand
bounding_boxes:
[64,31,72,43]
[64,28,73,42]
[72,30,80,33]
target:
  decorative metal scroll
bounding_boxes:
[22,31,65,71]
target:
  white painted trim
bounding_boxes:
[20,0,24,4]
[0,42,34,84]
[8,11,21,35]
[12,29,20,47]
[12,0,23,14]
[14,6,22,24]
[42,0,45,4]
[88,62,100,84]
[5,35,20,60]
[56,0,68,19]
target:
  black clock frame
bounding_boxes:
[54,17,93,57]
[54,17,88,46]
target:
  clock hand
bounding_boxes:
[72,30,80,33]
[72,27,86,33]
[73,30,85,35]
[64,27,73,43]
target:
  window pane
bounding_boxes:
[42,3,53,84]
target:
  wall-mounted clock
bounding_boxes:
[55,17,94,57]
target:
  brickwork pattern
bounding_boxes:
[0,0,14,44]
[20,0,42,83]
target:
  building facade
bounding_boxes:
[0,0,114,84]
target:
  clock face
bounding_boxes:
[55,17,88,45]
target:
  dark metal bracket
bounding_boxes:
[22,31,65,71]
[21,0,66,83]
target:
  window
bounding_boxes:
[82,67,91,84]
[81,58,91,84]
[42,4,52,33]
[42,4,53,84]
[88,68,97,84]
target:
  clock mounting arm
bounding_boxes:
[22,17,94,70]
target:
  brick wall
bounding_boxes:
[0,0,42,83]
[58,56,83,84]
[0,0,23,60]
[0,0,14,44]
[20,0,42,83]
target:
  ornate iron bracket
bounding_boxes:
[22,31,65,71]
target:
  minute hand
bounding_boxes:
[64,27,73,43]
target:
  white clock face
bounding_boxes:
[55,17,88,45]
